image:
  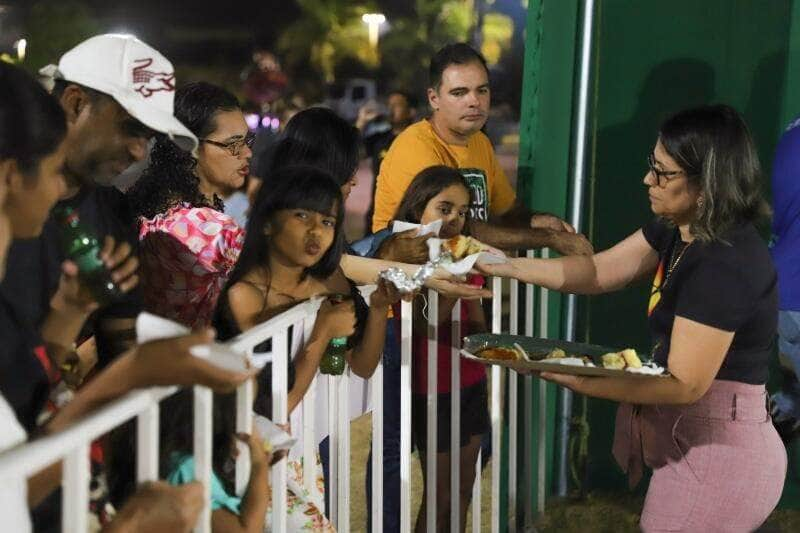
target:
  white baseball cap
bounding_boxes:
[39,34,197,152]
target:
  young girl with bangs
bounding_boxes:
[389,165,490,532]
[213,165,401,530]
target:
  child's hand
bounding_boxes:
[315,297,356,340]
[375,229,431,263]
[369,278,410,308]
[237,432,270,468]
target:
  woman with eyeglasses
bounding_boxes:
[128,82,254,328]
[480,105,785,531]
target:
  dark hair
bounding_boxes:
[224,165,345,295]
[0,62,67,175]
[429,43,489,89]
[107,389,239,506]
[269,107,360,187]
[658,104,769,242]
[388,90,418,109]
[127,82,240,219]
[393,165,470,225]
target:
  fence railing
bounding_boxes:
[0,249,553,533]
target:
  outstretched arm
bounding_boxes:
[479,229,658,295]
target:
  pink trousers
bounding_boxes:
[613,380,787,532]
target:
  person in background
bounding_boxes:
[246,97,304,207]
[768,115,800,441]
[480,105,785,531]
[269,107,361,202]
[357,91,418,231]
[371,43,592,258]
[393,166,490,532]
[108,388,273,533]
[127,82,251,329]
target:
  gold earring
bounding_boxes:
[697,197,705,209]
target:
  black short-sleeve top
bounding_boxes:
[642,219,777,385]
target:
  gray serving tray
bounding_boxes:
[461,333,669,379]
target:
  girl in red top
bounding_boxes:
[392,165,489,531]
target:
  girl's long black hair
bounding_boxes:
[127,82,240,219]
[224,164,346,292]
[0,62,66,176]
[392,165,471,226]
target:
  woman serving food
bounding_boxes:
[480,105,785,531]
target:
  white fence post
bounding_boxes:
[337,370,351,531]
[301,312,318,495]
[327,374,338,525]
[508,263,519,530]
[426,289,439,532]
[371,353,384,532]
[450,298,462,533]
[62,443,90,533]
[271,329,289,533]
[490,276,503,533]
[136,401,159,482]
[193,386,213,533]
[235,379,254,495]
[400,299,413,532]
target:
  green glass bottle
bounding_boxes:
[54,207,123,305]
[319,336,347,375]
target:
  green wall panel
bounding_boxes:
[583,0,794,495]
[519,0,800,507]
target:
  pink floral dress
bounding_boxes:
[138,204,244,328]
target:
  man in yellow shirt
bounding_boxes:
[372,43,592,257]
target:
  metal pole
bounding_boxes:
[558,0,595,497]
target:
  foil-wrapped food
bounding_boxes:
[378,260,438,294]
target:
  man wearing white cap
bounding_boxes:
[42,33,197,188]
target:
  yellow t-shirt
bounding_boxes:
[371,119,517,232]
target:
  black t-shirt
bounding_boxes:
[0,295,51,433]
[0,185,142,375]
[643,219,777,384]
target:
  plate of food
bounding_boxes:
[460,334,668,379]
[428,235,507,275]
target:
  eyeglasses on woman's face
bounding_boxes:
[647,152,685,187]
[200,131,256,157]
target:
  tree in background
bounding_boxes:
[277,0,379,101]
[22,1,100,74]
[275,0,526,116]
[377,0,472,100]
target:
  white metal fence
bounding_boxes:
[0,249,553,532]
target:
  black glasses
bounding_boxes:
[647,153,684,187]
[200,132,256,156]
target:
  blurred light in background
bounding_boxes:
[361,13,386,49]
[14,38,25,61]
